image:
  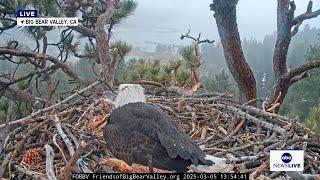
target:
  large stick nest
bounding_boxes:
[0,84,319,179]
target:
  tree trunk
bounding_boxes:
[210,0,257,104]
[96,2,116,85]
[267,0,295,112]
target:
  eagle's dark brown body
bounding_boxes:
[103,102,212,172]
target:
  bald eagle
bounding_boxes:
[103,84,213,172]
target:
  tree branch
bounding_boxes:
[133,80,164,87]
[180,30,215,44]
[289,71,309,85]
[52,0,96,38]
[53,115,75,156]
[45,144,57,180]
[293,1,320,25]
[199,39,215,44]
[58,141,87,180]
[290,21,302,37]
[287,60,320,80]
[2,86,46,106]
[68,26,96,38]
[6,65,58,86]
[14,165,46,180]
[0,48,92,86]
[180,30,196,41]
[291,1,320,37]
[0,22,16,32]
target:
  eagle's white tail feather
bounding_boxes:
[205,155,227,164]
[188,155,231,173]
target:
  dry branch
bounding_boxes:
[53,115,75,156]
[45,144,57,180]
[52,134,68,164]
[293,1,320,25]
[250,159,269,179]
[14,165,46,180]
[0,48,91,86]
[213,103,287,135]
[59,141,87,180]
[2,86,46,105]
[133,80,164,87]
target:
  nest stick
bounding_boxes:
[45,144,57,180]
[14,165,46,180]
[214,103,287,135]
[53,115,75,156]
[59,141,87,180]
[52,134,68,164]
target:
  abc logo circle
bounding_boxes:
[281,153,292,163]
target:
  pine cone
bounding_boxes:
[21,148,42,166]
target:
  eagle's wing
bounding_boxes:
[109,103,211,166]
[104,123,191,172]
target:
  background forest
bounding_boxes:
[0,0,320,132]
[1,24,319,129]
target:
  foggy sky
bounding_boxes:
[113,0,320,45]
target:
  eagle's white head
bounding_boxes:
[115,84,147,108]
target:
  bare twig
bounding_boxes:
[52,134,68,164]
[53,115,75,156]
[14,165,47,180]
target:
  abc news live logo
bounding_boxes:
[16,10,78,26]
[270,150,304,171]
